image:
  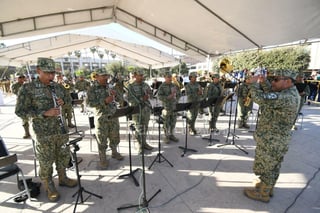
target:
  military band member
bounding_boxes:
[244,69,300,202]
[56,73,75,128]
[157,70,182,143]
[15,57,77,202]
[127,69,154,153]
[87,68,124,169]
[74,73,91,113]
[292,73,310,130]
[185,72,203,135]
[11,72,30,139]
[236,75,253,129]
[206,73,223,131]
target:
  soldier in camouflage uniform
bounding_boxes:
[157,70,182,143]
[185,72,203,135]
[206,73,223,131]
[87,68,124,169]
[15,57,77,202]
[236,75,253,129]
[11,72,30,139]
[127,69,154,153]
[244,69,300,202]
[56,73,75,128]
[74,74,91,113]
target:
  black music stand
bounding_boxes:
[201,97,224,146]
[118,106,140,187]
[221,82,237,116]
[217,87,248,154]
[67,137,102,213]
[175,102,197,157]
[148,106,173,169]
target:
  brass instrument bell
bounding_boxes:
[219,58,234,74]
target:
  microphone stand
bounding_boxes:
[118,122,140,186]
[118,85,161,211]
[218,79,248,154]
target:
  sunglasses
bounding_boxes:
[18,76,26,79]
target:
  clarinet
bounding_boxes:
[49,80,67,134]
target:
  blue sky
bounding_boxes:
[0,23,181,55]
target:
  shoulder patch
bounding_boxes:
[263,92,278,100]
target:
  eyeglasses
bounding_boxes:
[18,76,25,79]
[272,77,289,82]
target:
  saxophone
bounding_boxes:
[49,81,67,134]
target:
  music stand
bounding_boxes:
[201,97,224,146]
[118,106,141,187]
[217,86,248,154]
[67,136,102,213]
[148,106,173,169]
[175,102,197,157]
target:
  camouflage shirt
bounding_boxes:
[86,81,117,118]
[75,79,91,92]
[11,82,23,95]
[127,81,152,107]
[185,82,202,103]
[157,82,181,110]
[206,82,223,98]
[15,79,71,136]
[250,83,300,138]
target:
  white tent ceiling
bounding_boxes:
[1,0,320,62]
[0,34,180,69]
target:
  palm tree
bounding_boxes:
[98,51,104,68]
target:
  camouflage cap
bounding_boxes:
[272,69,298,79]
[211,73,220,78]
[37,57,56,72]
[15,71,25,78]
[189,72,197,78]
[163,70,172,77]
[133,69,144,76]
[95,68,109,76]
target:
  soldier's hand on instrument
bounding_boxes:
[56,98,64,106]
[105,96,114,104]
[44,108,61,117]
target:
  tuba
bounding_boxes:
[219,58,233,74]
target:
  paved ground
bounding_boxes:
[1,92,320,213]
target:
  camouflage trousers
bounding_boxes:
[62,104,73,120]
[162,109,177,135]
[187,105,199,130]
[209,105,221,129]
[35,134,70,179]
[237,101,252,122]
[253,134,290,186]
[132,107,150,145]
[95,115,120,150]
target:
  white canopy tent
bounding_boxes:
[0,34,180,69]
[1,0,320,63]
